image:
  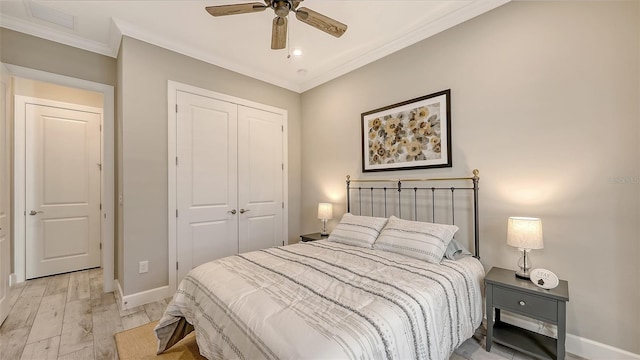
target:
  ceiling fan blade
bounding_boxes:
[292,1,303,10]
[295,7,347,38]
[205,2,267,17]
[271,16,287,50]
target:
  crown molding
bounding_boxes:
[0,13,117,57]
[108,18,123,58]
[1,0,510,93]
[111,18,302,93]
[298,0,511,92]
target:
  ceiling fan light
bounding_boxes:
[273,1,291,17]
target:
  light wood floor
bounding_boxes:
[0,268,583,360]
[0,268,171,360]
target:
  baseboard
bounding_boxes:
[114,279,124,309]
[8,273,17,287]
[114,279,172,310]
[498,312,640,360]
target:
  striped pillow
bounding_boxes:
[374,216,459,263]
[328,213,388,248]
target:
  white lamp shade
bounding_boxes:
[317,203,333,220]
[507,217,544,249]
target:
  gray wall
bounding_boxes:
[300,1,640,354]
[0,28,118,277]
[13,78,103,108]
[0,28,117,87]
[118,36,302,295]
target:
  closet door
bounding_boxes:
[176,91,238,282]
[237,106,284,253]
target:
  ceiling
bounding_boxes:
[0,0,510,93]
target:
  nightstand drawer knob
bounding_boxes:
[519,300,526,306]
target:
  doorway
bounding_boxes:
[7,65,115,292]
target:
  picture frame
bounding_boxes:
[361,89,451,172]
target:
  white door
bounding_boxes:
[238,106,284,253]
[0,70,11,324]
[176,91,239,283]
[25,103,101,279]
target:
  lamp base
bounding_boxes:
[515,248,532,280]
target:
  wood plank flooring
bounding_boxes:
[0,268,585,360]
[0,268,170,360]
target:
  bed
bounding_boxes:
[155,170,484,360]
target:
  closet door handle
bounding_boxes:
[29,210,44,216]
[228,209,237,215]
[239,209,250,214]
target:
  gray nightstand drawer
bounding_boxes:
[493,285,557,322]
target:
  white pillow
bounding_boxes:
[328,213,388,248]
[374,216,458,263]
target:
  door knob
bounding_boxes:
[228,209,237,215]
[239,209,250,214]
[29,210,44,215]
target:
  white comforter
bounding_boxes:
[155,240,484,360]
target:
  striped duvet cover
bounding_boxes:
[155,240,484,360]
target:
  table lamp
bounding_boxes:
[317,203,333,236]
[507,217,544,279]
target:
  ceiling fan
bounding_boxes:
[205,0,348,50]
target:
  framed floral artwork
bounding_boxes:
[361,89,451,172]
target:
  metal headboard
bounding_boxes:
[346,169,480,259]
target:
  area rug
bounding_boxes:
[114,321,205,360]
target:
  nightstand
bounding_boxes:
[485,267,569,360]
[299,232,329,242]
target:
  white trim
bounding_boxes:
[167,80,289,292]
[498,312,640,360]
[114,0,510,94]
[566,334,640,360]
[6,65,115,293]
[115,279,171,310]
[114,279,123,308]
[0,13,117,58]
[1,2,510,93]
[13,95,25,283]
[298,0,511,92]
[169,81,290,115]
[281,111,289,247]
[114,19,300,93]
[167,81,177,293]
[8,273,17,287]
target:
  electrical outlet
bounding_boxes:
[139,260,148,274]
